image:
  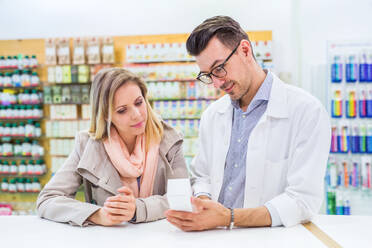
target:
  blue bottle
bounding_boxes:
[359,53,369,82]
[343,200,351,215]
[368,53,372,82]
[331,55,343,83]
[367,90,372,117]
[346,54,358,83]
[367,126,372,154]
[351,126,360,153]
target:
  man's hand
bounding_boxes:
[165,197,230,231]
[88,186,136,226]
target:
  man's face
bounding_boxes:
[195,37,250,101]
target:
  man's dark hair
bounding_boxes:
[186,16,252,56]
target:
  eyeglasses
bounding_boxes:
[196,43,240,85]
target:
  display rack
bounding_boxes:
[325,41,372,216]
[0,31,272,215]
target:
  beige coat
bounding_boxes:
[37,123,189,226]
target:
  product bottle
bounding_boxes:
[346,54,358,83]
[2,161,10,174]
[4,72,12,87]
[11,123,18,136]
[359,52,369,82]
[26,160,34,175]
[2,141,13,156]
[25,120,34,137]
[18,122,25,137]
[23,55,30,68]
[30,89,39,104]
[8,178,17,193]
[19,159,27,175]
[14,139,22,156]
[39,159,46,174]
[10,161,18,175]
[31,55,38,68]
[25,178,33,192]
[22,138,32,156]
[30,72,39,86]
[32,177,41,192]
[0,73,4,87]
[1,178,9,192]
[16,178,25,192]
[12,70,21,87]
[4,123,11,136]
[35,122,41,137]
[21,70,30,87]
[23,89,31,104]
[34,159,42,175]
[0,122,3,136]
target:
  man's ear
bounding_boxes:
[240,40,252,57]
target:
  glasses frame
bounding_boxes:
[196,43,240,85]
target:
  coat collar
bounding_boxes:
[217,72,289,119]
[76,121,182,195]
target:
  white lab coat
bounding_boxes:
[190,73,331,227]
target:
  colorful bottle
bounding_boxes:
[359,52,369,82]
[346,54,358,83]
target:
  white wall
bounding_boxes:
[2,0,372,99]
[0,0,296,83]
[298,0,372,103]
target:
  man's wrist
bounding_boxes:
[227,208,234,229]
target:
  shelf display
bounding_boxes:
[0,32,273,215]
[325,41,372,216]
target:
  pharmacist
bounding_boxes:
[165,16,331,230]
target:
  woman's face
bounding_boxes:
[111,82,148,139]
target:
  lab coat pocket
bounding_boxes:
[263,159,289,200]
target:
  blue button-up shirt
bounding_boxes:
[217,71,282,226]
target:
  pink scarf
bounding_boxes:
[103,126,159,198]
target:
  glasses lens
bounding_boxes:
[198,74,213,84]
[211,66,226,78]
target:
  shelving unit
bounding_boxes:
[0,31,272,215]
[325,41,372,216]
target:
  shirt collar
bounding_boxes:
[231,69,273,110]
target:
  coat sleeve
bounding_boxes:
[134,139,189,223]
[189,113,212,197]
[36,132,101,226]
[266,103,331,227]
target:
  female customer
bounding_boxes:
[37,68,188,226]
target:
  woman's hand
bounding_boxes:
[88,186,136,226]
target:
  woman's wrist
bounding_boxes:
[87,208,102,225]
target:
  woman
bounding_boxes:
[37,68,189,226]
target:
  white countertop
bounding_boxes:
[312,214,372,247]
[0,216,327,248]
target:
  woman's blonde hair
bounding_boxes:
[89,68,163,151]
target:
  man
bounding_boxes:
[165,16,331,231]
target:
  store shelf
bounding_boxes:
[0,86,41,90]
[150,98,217,101]
[44,102,88,105]
[0,118,43,121]
[0,67,39,72]
[145,79,196,82]
[0,104,43,107]
[45,136,75,139]
[162,117,201,120]
[0,136,44,141]
[0,156,43,159]
[0,173,46,177]
[0,191,40,194]
[43,82,91,86]
[128,60,195,64]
